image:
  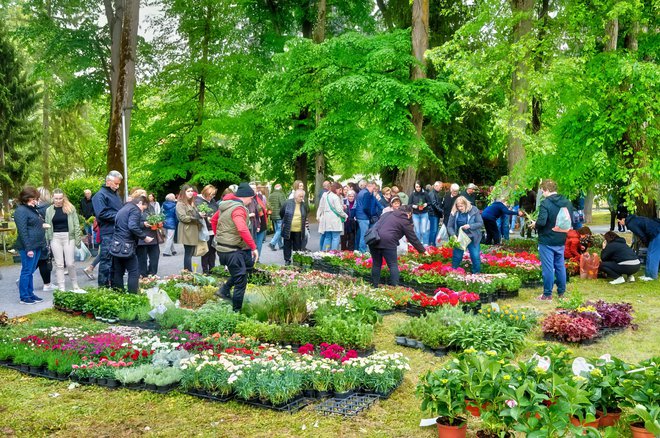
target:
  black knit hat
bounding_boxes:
[235,182,255,198]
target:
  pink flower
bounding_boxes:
[506,400,517,408]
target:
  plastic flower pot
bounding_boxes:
[415,340,425,349]
[436,417,467,438]
[334,390,354,399]
[405,338,417,347]
[597,409,622,427]
[465,400,489,417]
[395,336,407,346]
[106,378,119,388]
[569,412,601,429]
[629,423,656,438]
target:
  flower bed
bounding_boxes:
[541,299,636,344]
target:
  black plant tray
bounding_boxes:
[1,363,69,381]
[183,389,234,403]
[316,394,380,417]
[238,395,313,413]
[522,280,543,288]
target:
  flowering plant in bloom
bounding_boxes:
[71,357,135,379]
[410,289,479,308]
[297,343,359,363]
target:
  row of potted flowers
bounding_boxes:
[417,344,659,438]
[542,299,636,343]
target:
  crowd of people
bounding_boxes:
[12,173,658,309]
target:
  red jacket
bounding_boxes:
[211,194,256,250]
[564,230,582,259]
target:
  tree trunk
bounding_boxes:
[507,0,534,172]
[313,0,326,198]
[42,81,51,190]
[294,153,308,193]
[397,0,428,193]
[584,190,595,223]
[531,0,549,134]
[375,0,394,31]
[105,0,139,194]
[195,5,210,156]
[604,19,618,52]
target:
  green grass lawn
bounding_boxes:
[0,278,658,437]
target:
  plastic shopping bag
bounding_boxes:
[397,237,409,255]
[437,224,448,245]
[579,253,600,279]
[457,228,472,251]
[75,243,92,262]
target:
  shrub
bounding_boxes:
[585,300,635,329]
[180,302,244,336]
[59,176,104,212]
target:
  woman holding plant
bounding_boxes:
[45,189,84,293]
[135,189,162,277]
[447,196,483,273]
[176,184,204,272]
[195,185,218,274]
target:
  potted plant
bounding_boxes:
[620,358,660,438]
[417,368,467,438]
[115,364,148,389]
[146,213,165,230]
[630,405,660,438]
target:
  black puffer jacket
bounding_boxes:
[409,190,430,215]
[280,199,308,240]
[14,204,46,251]
[370,210,425,253]
[601,236,639,264]
[92,184,123,238]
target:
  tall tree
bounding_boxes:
[0,22,40,213]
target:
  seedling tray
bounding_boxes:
[316,394,380,417]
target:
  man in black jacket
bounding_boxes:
[369,205,426,287]
[92,171,124,287]
[532,179,573,300]
[111,196,152,293]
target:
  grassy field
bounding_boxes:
[0,278,658,438]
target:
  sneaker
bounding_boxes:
[269,242,276,251]
[83,267,95,280]
[19,298,35,305]
[609,277,625,285]
[42,284,56,292]
[172,251,178,255]
[536,294,553,301]
[215,291,231,301]
[639,276,654,282]
[72,288,87,294]
[31,295,44,303]
[628,275,635,283]
[162,253,172,257]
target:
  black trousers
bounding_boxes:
[599,261,640,279]
[183,244,195,272]
[341,231,355,251]
[136,244,160,277]
[37,257,51,284]
[217,249,254,311]
[483,218,501,245]
[111,254,139,293]
[283,231,303,263]
[370,246,399,287]
[609,210,617,232]
[201,240,217,274]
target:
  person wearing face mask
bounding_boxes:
[447,196,484,273]
[45,189,84,293]
[176,184,205,272]
[110,195,153,293]
[14,187,49,304]
[214,182,259,312]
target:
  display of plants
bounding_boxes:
[541,313,599,343]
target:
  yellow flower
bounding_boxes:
[464,348,477,354]
[590,369,603,378]
[497,360,505,364]
[441,379,449,384]
[486,350,497,357]
[509,315,514,319]
[522,315,526,320]
[503,375,511,381]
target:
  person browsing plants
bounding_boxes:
[213,182,259,312]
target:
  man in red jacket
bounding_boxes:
[213,183,258,311]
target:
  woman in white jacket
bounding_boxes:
[317,182,348,251]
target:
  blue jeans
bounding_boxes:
[539,244,567,296]
[322,231,341,251]
[451,241,481,273]
[645,235,660,279]
[98,235,114,287]
[413,213,429,245]
[19,249,41,301]
[428,215,439,246]
[498,216,510,241]
[319,232,327,251]
[357,219,370,253]
[269,220,283,249]
[255,230,266,256]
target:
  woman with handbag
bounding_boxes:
[45,189,84,293]
[176,184,204,272]
[133,189,161,277]
[368,204,426,287]
[317,182,348,251]
[447,196,484,273]
[14,187,49,304]
[111,196,153,293]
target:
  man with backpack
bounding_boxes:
[531,179,573,300]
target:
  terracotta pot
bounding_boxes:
[436,417,467,438]
[465,400,489,417]
[630,423,656,438]
[150,225,158,230]
[597,409,622,427]
[570,413,601,429]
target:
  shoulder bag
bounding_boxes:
[109,240,136,258]
[327,194,346,223]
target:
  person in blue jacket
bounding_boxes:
[619,212,660,281]
[355,180,383,253]
[91,171,124,287]
[14,186,48,304]
[482,199,523,245]
[161,193,178,256]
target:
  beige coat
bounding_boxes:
[176,202,201,245]
[317,192,347,234]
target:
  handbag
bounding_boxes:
[194,239,209,257]
[157,228,166,244]
[109,239,136,258]
[75,242,92,262]
[45,243,53,271]
[364,224,381,246]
